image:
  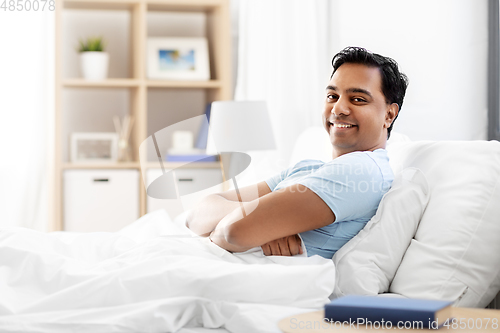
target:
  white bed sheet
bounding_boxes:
[0,210,335,333]
[178,328,229,333]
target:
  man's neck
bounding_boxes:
[331,143,387,160]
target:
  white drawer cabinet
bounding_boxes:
[63,170,139,232]
[146,168,224,218]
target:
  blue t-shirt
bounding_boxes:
[265,149,394,259]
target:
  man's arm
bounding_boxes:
[186,181,272,237]
[209,184,335,252]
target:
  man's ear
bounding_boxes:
[384,103,399,128]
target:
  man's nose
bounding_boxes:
[331,97,350,116]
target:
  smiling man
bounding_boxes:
[187,47,409,259]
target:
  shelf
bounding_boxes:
[64,0,138,10]
[62,79,221,89]
[62,162,140,169]
[62,161,221,170]
[146,0,224,12]
[63,79,141,88]
[63,0,226,11]
[145,162,221,169]
[146,80,221,89]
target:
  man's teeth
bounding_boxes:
[332,123,353,128]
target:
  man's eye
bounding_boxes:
[327,94,338,100]
[353,97,366,102]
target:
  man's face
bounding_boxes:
[323,63,398,157]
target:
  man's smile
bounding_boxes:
[328,121,357,130]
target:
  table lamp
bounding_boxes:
[144,101,276,219]
[207,100,276,216]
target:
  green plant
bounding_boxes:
[77,36,105,52]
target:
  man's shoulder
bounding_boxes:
[292,159,325,170]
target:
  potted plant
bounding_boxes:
[78,36,109,80]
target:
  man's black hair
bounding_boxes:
[331,47,409,139]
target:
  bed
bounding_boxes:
[1,128,500,332]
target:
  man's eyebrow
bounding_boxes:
[347,88,373,98]
[326,86,373,99]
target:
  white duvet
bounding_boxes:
[0,210,335,333]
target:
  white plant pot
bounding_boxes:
[80,52,109,80]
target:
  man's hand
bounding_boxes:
[261,234,303,256]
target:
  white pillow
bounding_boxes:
[387,140,500,308]
[289,126,332,165]
[332,168,429,298]
[387,131,412,145]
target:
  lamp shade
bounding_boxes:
[206,101,276,154]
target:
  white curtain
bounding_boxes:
[234,0,331,184]
[234,0,487,186]
[0,11,54,230]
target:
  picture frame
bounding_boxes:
[147,37,210,80]
[71,132,118,163]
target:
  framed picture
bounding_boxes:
[71,132,118,163]
[147,37,210,80]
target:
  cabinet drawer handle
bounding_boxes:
[178,178,193,182]
[93,178,109,182]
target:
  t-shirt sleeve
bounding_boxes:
[297,153,385,222]
[264,167,290,191]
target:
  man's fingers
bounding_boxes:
[261,244,271,256]
[262,235,303,256]
[269,240,281,255]
[287,236,300,256]
[278,238,291,256]
[295,234,303,254]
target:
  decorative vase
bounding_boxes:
[79,52,109,80]
[117,139,132,162]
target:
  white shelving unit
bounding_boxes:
[53,0,231,231]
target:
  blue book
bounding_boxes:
[324,295,453,329]
[195,103,212,149]
[166,154,218,162]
